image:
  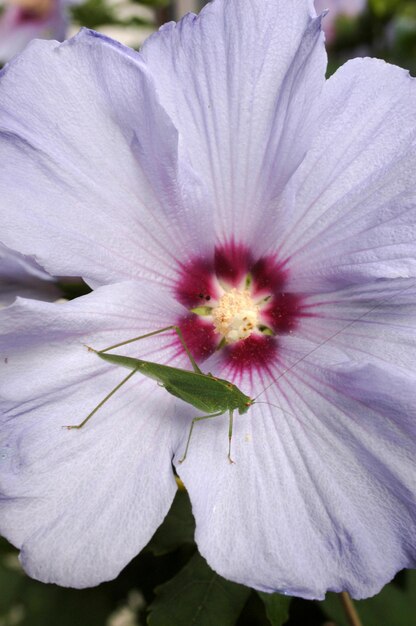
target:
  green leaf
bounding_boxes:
[148,552,250,626]
[0,538,16,555]
[0,539,111,624]
[19,583,111,626]
[58,279,91,301]
[407,569,416,612]
[0,555,23,615]
[147,489,195,556]
[257,591,291,626]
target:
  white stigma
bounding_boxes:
[212,288,259,342]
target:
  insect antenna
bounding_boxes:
[254,400,298,419]
[254,280,416,402]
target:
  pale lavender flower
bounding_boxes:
[0,242,60,306]
[0,0,74,63]
[0,0,415,600]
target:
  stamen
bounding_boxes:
[212,288,259,342]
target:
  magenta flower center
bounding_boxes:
[174,241,305,378]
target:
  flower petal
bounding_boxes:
[0,29,213,287]
[290,278,416,372]
[254,278,416,398]
[0,242,60,306]
[277,58,416,292]
[0,281,187,587]
[176,277,416,598]
[177,361,416,599]
[141,0,327,245]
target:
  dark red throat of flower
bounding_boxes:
[173,240,308,379]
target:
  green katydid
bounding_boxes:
[64,281,415,463]
[65,325,254,463]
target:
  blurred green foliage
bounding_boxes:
[327,0,416,75]
[322,571,416,626]
[70,0,169,30]
[71,0,120,30]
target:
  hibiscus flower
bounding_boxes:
[0,0,415,600]
[0,0,73,64]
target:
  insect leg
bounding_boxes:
[172,325,202,374]
[63,368,138,430]
[96,325,178,354]
[178,410,224,463]
[228,409,235,464]
[93,325,202,374]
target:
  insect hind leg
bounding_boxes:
[178,410,224,463]
[228,409,235,464]
[89,325,202,374]
[63,368,138,430]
